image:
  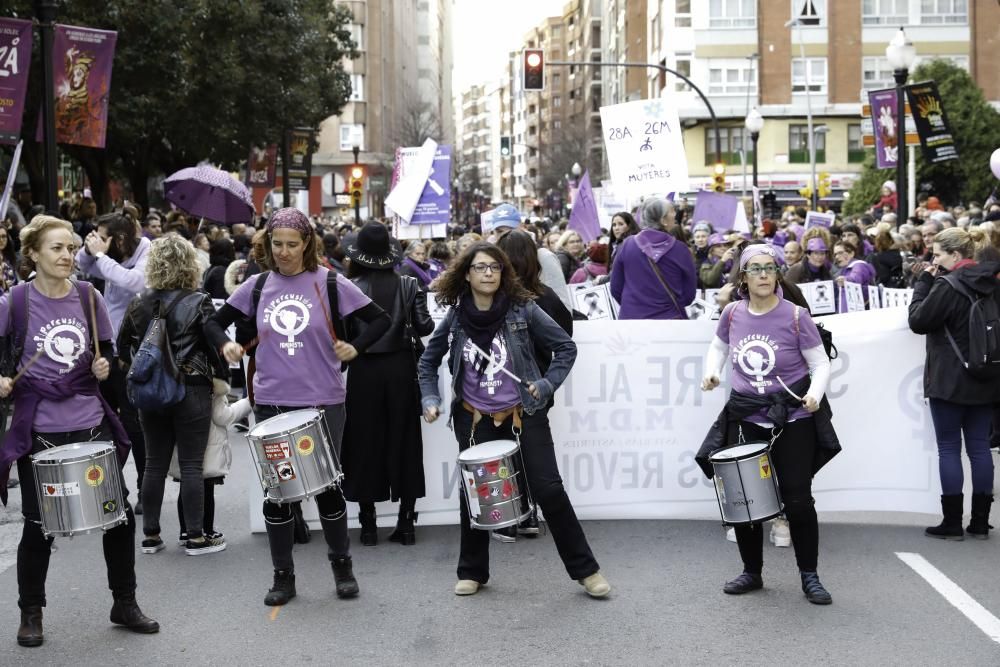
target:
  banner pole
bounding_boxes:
[35,0,59,213]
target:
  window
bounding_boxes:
[675,54,692,92]
[339,124,364,151]
[705,127,753,166]
[552,73,561,88]
[791,57,827,93]
[921,0,967,24]
[675,0,692,27]
[862,0,907,25]
[348,24,364,50]
[554,119,561,129]
[793,0,824,26]
[789,125,826,163]
[553,96,562,107]
[651,13,661,52]
[708,0,756,28]
[349,74,364,102]
[708,59,757,96]
[848,124,865,163]
[862,57,894,90]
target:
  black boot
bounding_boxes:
[109,595,160,633]
[388,503,417,546]
[723,572,763,595]
[264,569,296,606]
[967,493,994,539]
[926,494,965,540]
[331,556,359,598]
[800,571,833,605]
[359,505,377,547]
[16,606,43,647]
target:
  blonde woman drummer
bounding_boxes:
[212,208,390,606]
[696,244,839,605]
[0,216,158,647]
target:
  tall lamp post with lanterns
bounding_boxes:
[886,28,916,222]
[744,108,764,188]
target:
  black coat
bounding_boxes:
[907,261,1000,405]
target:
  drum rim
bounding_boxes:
[457,440,520,464]
[30,441,116,464]
[708,441,770,463]
[248,409,323,441]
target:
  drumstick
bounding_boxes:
[87,284,101,356]
[12,348,45,384]
[241,328,269,355]
[467,341,531,388]
[313,283,339,344]
[775,375,803,402]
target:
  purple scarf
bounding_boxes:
[0,371,131,505]
[404,257,433,286]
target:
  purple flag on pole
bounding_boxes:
[869,88,899,170]
[568,170,600,243]
[0,19,33,145]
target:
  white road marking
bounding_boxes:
[896,551,1000,644]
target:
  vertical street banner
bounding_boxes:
[568,170,600,243]
[904,81,958,164]
[286,129,315,191]
[0,19,32,145]
[600,98,689,199]
[45,25,118,149]
[245,144,277,188]
[868,88,900,169]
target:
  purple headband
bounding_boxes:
[266,207,312,236]
[739,244,778,271]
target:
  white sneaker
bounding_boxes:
[726,527,737,543]
[770,518,791,547]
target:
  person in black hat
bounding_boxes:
[340,223,434,545]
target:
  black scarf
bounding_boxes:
[457,291,510,374]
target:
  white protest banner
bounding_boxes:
[600,98,689,198]
[799,280,836,314]
[805,211,835,230]
[250,309,942,530]
[868,285,883,309]
[843,281,866,313]
[569,283,617,321]
[385,138,438,222]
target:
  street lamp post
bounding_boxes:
[453,179,462,226]
[785,17,818,210]
[886,28,916,222]
[35,0,59,212]
[744,108,764,189]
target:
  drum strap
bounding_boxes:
[462,400,522,431]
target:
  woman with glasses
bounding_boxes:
[784,237,833,286]
[698,245,840,606]
[418,242,610,599]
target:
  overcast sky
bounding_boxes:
[451,0,569,93]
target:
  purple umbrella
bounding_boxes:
[163,165,255,224]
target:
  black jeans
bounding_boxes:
[256,404,349,571]
[452,404,599,583]
[728,419,820,574]
[17,422,137,609]
[139,383,212,539]
[177,480,217,536]
[101,358,147,490]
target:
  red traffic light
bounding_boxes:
[523,49,544,91]
[526,52,541,68]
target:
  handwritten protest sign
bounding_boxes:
[600,99,688,198]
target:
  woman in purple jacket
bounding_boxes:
[610,198,697,319]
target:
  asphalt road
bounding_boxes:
[0,433,998,666]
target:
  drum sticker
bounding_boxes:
[490,486,500,498]
[498,466,510,479]
[490,508,503,522]
[85,464,105,487]
[42,482,80,497]
[715,477,727,505]
[275,461,296,482]
[462,470,480,517]
[501,480,513,499]
[477,484,490,500]
[296,435,315,457]
[484,461,500,476]
[263,441,291,461]
[759,455,772,480]
[475,466,486,478]
[102,500,117,514]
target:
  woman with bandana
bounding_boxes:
[697,245,840,606]
[418,241,610,598]
[212,208,390,607]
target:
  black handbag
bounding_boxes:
[400,277,425,414]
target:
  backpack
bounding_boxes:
[234,270,347,351]
[125,291,188,411]
[942,274,1000,380]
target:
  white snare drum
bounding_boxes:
[247,409,342,503]
[31,442,127,537]
[709,441,783,525]
[457,439,533,530]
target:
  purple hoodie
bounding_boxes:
[836,258,877,312]
[610,229,697,320]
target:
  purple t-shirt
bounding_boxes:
[0,282,113,431]
[461,331,522,413]
[717,299,821,424]
[227,268,371,406]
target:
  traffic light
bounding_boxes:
[500,136,511,157]
[523,49,544,91]
[349,165,364,205]
[712,162,726,193]
[817,172,832,199]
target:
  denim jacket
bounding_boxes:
[417,299,577,416]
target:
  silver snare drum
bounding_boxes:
[247,409,342,504]
[457,439,533,530]
[31,442,127,537]
[709,441,783,526]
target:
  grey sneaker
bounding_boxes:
[185,534,226,556]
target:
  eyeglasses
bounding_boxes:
[470,262,503,274]
[745,264,779,277]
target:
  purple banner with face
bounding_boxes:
[869,88,899,170]
[0,19,32,145]
[37,25,117,149]
[246,144,277,188]
[411,144,451,225]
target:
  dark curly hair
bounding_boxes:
[432,241,534,306]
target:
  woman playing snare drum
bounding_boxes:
[697,245,840,605]
[213,208,390,606]
[0,216,158,647]
[418,241,610,598]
